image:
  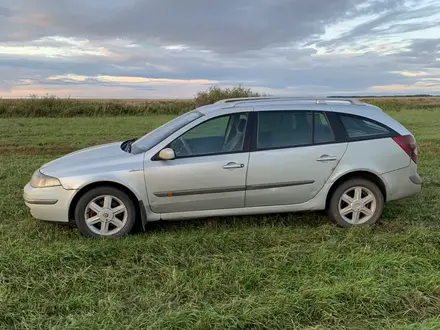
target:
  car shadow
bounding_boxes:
[133,211,332,236]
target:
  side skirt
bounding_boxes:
[159,197,326,221]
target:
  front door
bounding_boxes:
[144,112,251,213]
[245,110,348,207]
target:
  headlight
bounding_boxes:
[30,170,61,188]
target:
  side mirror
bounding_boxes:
[158,148,175,160]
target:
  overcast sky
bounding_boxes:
[0,0,439,98]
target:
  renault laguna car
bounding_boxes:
[23,97,422,237]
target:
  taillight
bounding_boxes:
[392,135,418,163]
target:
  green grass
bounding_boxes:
[0,97,195,117]
[1,108,440,329]
[0,94,439,117]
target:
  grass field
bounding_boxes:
[1,105,440,329]
[1,95,439,117]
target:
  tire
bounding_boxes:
[328,178,384,228]
[74,186,137,238]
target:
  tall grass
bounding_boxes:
[193,85,265,107]
[365,97,440,112]
[0,94,195,117]
[0,88,439,117]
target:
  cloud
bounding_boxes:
[318,1,440,51]
[369,82,440,93]
[0,6,11,17]
[47,74,217,86]
[0,0,439,97]
[0,0,417,52]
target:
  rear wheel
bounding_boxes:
[328,178,384,227]
[74,186,136,238]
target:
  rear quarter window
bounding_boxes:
[340,114,393,139]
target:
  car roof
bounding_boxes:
[197,97,368,115]
[195,97,410,136]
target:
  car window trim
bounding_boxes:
[152,111,253,161]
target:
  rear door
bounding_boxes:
[245,109,348,207]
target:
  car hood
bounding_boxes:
[40,141,134,177]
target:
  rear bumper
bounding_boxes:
[382,162,422,202]
[23,183,77,223]
[410,173,423,185]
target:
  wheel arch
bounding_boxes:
[68,181,144,228]
[325,170,387,209]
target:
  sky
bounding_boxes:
[0,0,439,98]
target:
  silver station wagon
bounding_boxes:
[23,97,422,237]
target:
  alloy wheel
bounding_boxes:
[338,186,377,225]
[84,195,128,236]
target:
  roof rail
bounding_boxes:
[214,96,365,106]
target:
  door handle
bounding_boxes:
[222,162,244,169]
[316,155,338,162]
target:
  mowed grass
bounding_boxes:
[1,109,440,329]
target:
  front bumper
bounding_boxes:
[23,183,77,223]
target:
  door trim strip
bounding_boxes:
[154,185,245,197]
[246,180,315,191]
[153,180,315,197]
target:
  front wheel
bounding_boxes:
[328,178,384,227]
[74,186,136,238]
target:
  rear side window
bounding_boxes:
[314,112,335,144]
[257,111,312,149]
[256,111,338,150]
[340,115,392,139]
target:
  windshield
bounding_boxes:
[131,110,204,153]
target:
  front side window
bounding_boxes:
[131,110,204,153]
[257,111,312,149]
[169,113,249,157]
[340,115,392,139]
